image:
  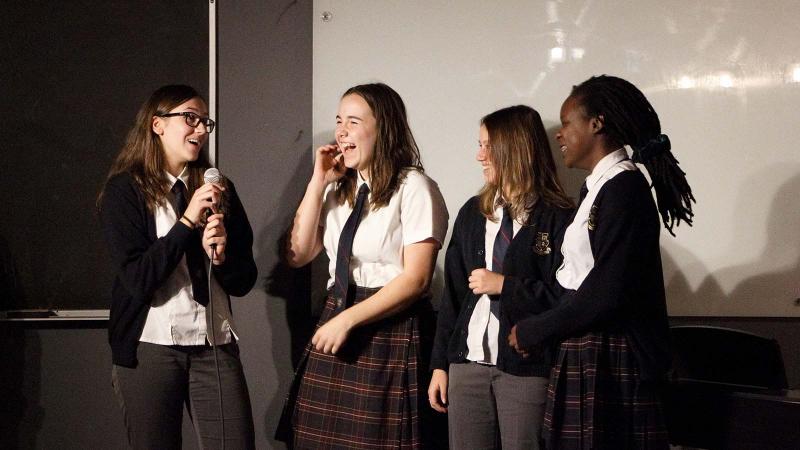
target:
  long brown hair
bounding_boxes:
[478,105,573,221]
[97,85,211,212]
[334,83,423,210]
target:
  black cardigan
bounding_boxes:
[99,172,257,367]
[430,196,573,377]
[515,171,671,381]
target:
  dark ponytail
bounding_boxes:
[571,75,695,235]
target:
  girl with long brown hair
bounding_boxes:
[429,105,574,449]
[277,83,449,448]
[98,84,257,449]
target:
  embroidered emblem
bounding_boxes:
[588,205,598,231]
[534,232,551,255]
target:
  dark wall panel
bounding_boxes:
[1,1,208,311]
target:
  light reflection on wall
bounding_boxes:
[661,66,800,91]
[788,64,800,83]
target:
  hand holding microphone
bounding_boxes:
[183,168,227,263]
[183,170,225,225]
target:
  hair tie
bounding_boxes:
[632,134,671,163]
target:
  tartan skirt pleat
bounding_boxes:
[543,332,669,450]
[281,286,426,449]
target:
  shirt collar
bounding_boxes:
[356,170,370,191]
[585,148,628,190]
[166,166,190,189]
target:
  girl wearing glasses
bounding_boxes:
[97,84,257,449]
[509,75,695,449]
[428,105,574,449]
[277,83,448,448]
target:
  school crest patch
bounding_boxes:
[533,232,551,255]
[588,205,598,231]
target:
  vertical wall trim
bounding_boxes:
[208,0,217,166]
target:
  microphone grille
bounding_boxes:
[203,168,221,184]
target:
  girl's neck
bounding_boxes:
[167,162,186,178]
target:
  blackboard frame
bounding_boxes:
[1,1,216,321]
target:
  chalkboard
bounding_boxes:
[312,0,800,316]
[1,1,209,313]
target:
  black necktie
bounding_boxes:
[332,183,370,312]
[172,181,209,306]
[578,181,589,204]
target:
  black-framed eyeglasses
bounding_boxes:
[157,112,216,133]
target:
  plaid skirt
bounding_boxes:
[543,332,669,450]
[277,286,429,449]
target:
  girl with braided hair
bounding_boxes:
[508,75,695,449]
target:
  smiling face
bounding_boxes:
[152,97,209,176]
[476,124,497,184]
[555,95,605,171]
[335,93,378,178]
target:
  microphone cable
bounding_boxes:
[207,244,226,449]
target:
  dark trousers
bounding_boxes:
[112,342,255,450]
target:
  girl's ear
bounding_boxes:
[590,115,605,134]
[152,116,164,136]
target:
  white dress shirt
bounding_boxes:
[321,169,449,289]
[556,149,637,290]
[139,168,237,346]
[466,205,523,365]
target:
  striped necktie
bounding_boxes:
[332,183,370,313]
[489,207,513,315]
[491,207,513,273]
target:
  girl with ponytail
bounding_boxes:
[509,75,695,449]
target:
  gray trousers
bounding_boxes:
[111,342,255,450]
[447,362,548,450]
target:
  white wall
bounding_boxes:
[313,0,800,317]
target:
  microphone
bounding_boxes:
[203,168,225,250]
[203,168,224,217]
[202,168,227,440]
[203,167,222,184]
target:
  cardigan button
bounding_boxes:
[477,249,484,256]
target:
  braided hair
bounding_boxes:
[571,75,695,235]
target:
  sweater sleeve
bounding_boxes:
[515,173,657,348]
[99,174,193,306]
[211,180,258,297]
[430,201,471,371]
